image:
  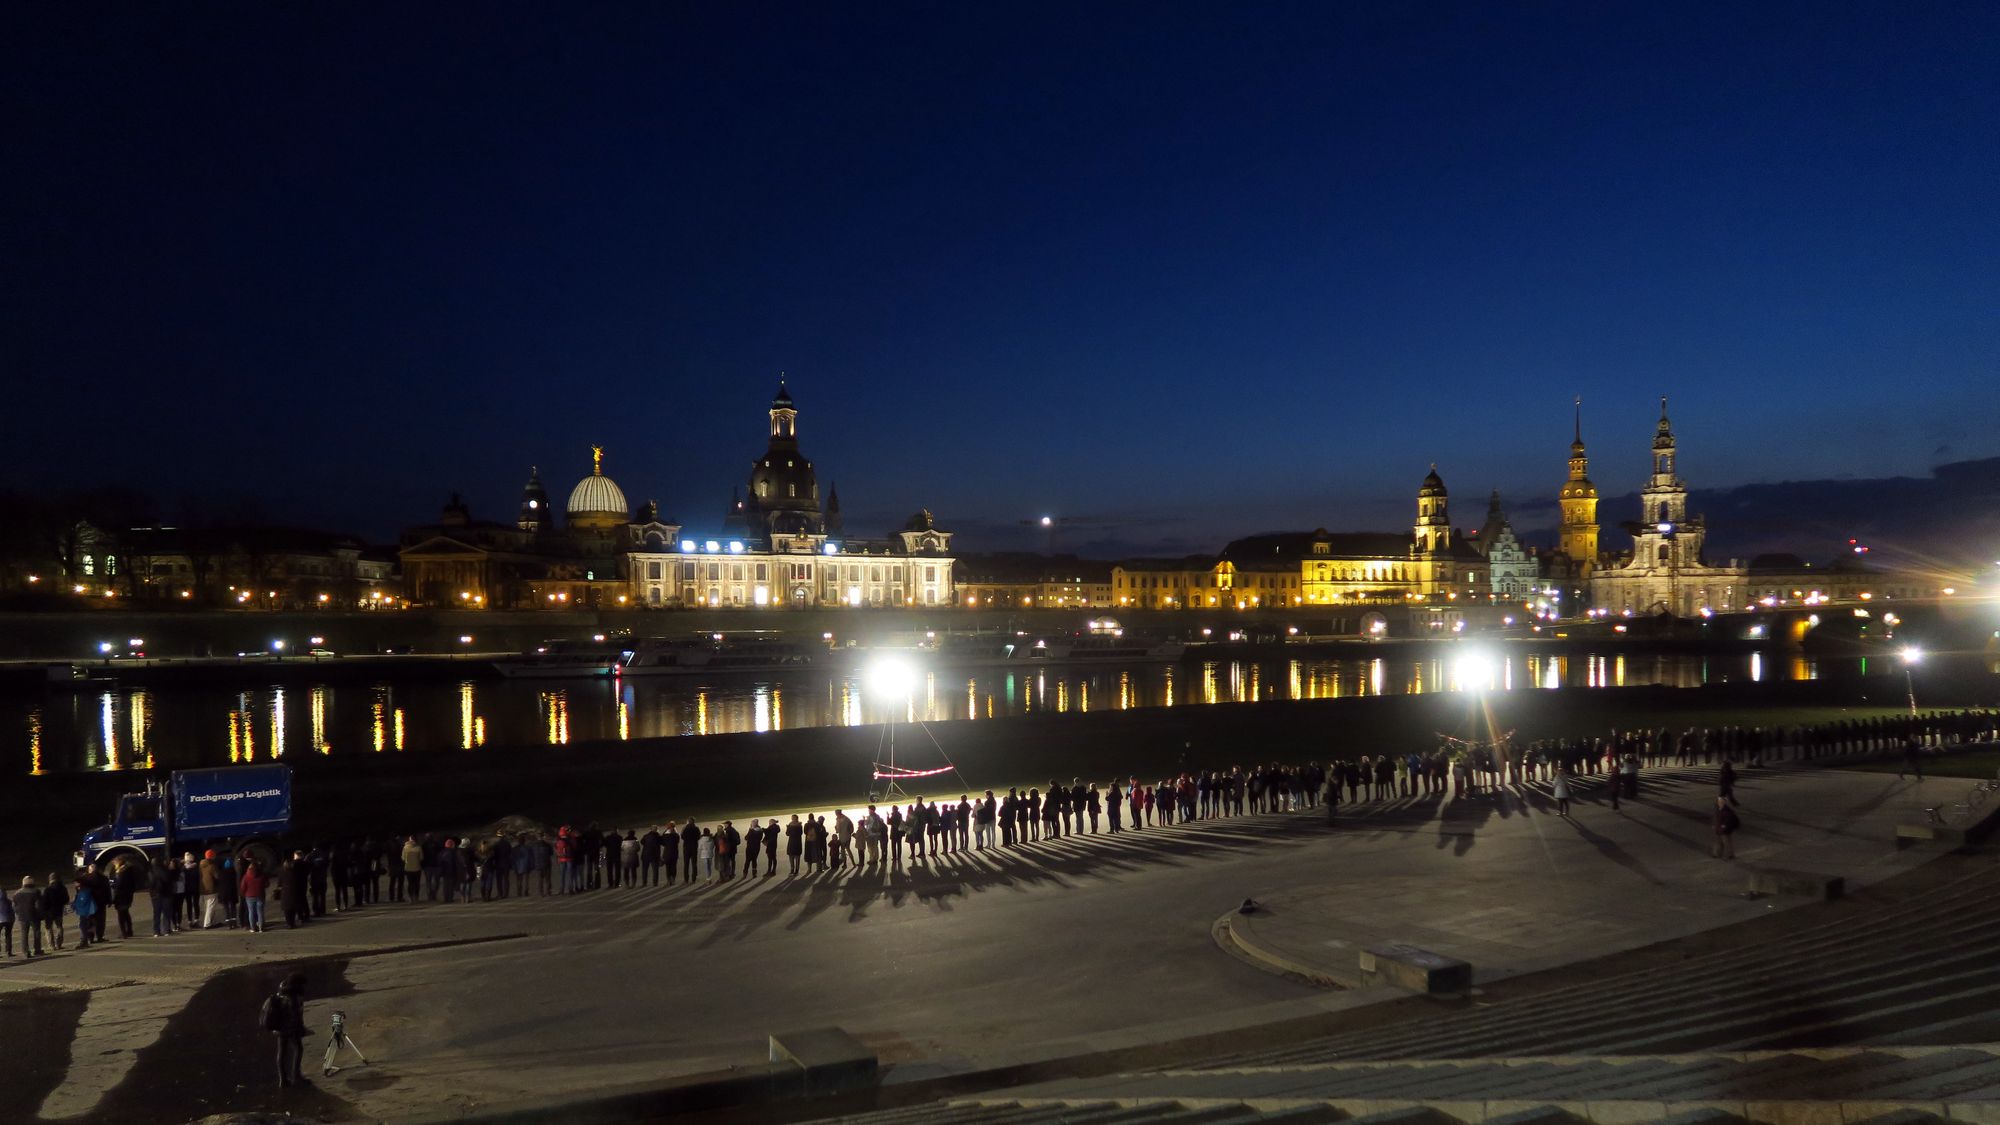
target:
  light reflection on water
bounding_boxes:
[9,651,1861,776]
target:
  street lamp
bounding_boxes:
[1901,646,1921,715]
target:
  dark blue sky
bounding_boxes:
[7,3,1997,557]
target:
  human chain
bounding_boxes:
[4,709,1993,958]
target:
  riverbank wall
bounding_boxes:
[7,671,1993,880]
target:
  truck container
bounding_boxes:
[76,763,292,876]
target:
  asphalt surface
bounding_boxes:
[0,761,1970,1123]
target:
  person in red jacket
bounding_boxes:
[238,858,269,933]
[553,827,574,895]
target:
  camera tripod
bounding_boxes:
[322,1011,369,1076]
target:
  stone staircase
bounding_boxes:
[1203,860,2000,1066]
[826,1047,2000,1123]
[816,860,2000,1125]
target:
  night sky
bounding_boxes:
[8,4,1997,559]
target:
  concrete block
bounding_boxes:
[1640,1104,1752,1120]
[1747,1101,1845,1125]
[1342,1107,1460,1125]
[1895,823,1965,849]
[769,1026,879,1095]
[1642,1110,1746,1125]
[1479,1102,1591,1125]
[1579,1100,1674,1125]
[1748,869,1845,901]
[1842,1106,1949,1125]
[1359,943,1473,994]
[1480,1104,1584,1120]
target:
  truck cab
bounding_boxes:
[77,790,170,870]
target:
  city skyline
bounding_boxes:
[18,382,1997,577]
[8,5,1997,561]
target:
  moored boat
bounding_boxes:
[493,639,618,679]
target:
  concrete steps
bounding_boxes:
[1204,863,2000,1066]
[822,1048,2000,1122]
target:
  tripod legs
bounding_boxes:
[322,1032,369,1075]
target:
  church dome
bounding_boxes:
[749,453,818,510]
[569,474,627,517]
[1418,466,1447,497]
[567,447,629,522]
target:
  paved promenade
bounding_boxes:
[0,760,1973,1123]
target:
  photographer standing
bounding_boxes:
[260,972,309,1087]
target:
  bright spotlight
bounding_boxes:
[1901,646,1922,665]
[1453,649,1497,692]
[867,658,916,697]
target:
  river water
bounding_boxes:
[7,649,1860,777]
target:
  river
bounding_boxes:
[7,649,1865,777]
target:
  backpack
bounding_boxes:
[259,993,287,1032]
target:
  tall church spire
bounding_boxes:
[1414,465,1450,555]
[1651,395,1678,483]
[1558,398,1599,572]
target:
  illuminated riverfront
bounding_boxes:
[9,648,1878,776]
[6,7,2000,1124]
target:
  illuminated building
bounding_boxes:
[1111,556,1230,609]
[1109,469,1488,616]
[625,381,954,609]
[401,381,953,610]
[399,450,663,609]
[1557,397,1600,574]
[1473,490,1540,601]
[1579,400,1947,618]
[1295,467,1489,604]
[1742,554,1936,606]
[957,554,1113,608]
[1589,398,1744,616]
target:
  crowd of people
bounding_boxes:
[5,708,1992,960]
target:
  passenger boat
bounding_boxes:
[616,634,830,677]
[916,632,1184,667]
[1061,634,1188,662]
[492,639,618,679]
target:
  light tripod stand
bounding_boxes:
[322,1010,369,1076]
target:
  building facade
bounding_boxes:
[1111,556,1230,610]
[1294,469,1490,605]
[120,527,395,608]
[1589,399,1745,616]
[623,382,954,609]
[957,554,1113,608]
[1472,490,1542,602]
[401,382,955,610]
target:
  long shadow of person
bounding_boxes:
[1560,815,1667,886]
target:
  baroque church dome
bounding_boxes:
[733,378,825,537]
[567,446,629,522]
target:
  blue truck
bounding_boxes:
[76,764,293,876]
